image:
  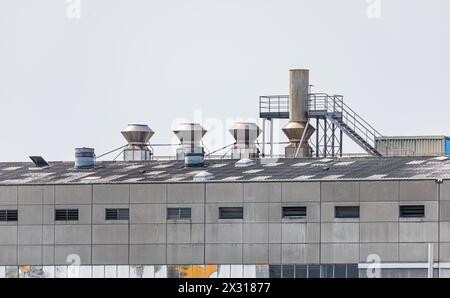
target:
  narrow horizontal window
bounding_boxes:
[400,205,425,218]
[0,210,18,222]
[167,208,191,220]
[335,206,360,219]
[219,207,243,219]
[105,208,129,220]
[282,206,307,218]
[55,209,79,221]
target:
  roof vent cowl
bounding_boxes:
[75,147,95,169]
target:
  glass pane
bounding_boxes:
[43,266,55,278]
[167,265,179,278]
[334,265,346,278]
[142,265,155,278]
[130,265,144,278]
[231,265,243,278]
[154,265,167,278]
[79,266,92,278]
[256,265,269,278]
[243,265,256,278]
[308,265,320,278]
[68,265,80,278]
[282,265,295,278]
[203,265,218,278]
[105,265,117,278]
[269,265,282,278]
[217,265,231,278]
[0,266,5,279]
[295,265,308,278]
[6,266,18,278]
[322,264,334,278]
[55,266,68,278]
[118,266,130,278]
[347,265,359,278]
[92,266,105,278]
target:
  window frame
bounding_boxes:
[54,209,79,221]
[335,206,360,219]
[0,209,18,222]
[105,208,129,221]
[218,207,244,220]
[282,206,307,219]
[399,205,425,218]
[167,207,192,220]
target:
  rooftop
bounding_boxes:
[0,156,449,185]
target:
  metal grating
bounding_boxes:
[105,208,129,220]
[0,209,18,222]
[167,208,191,220]
[55,209,79,221]
[399,205,425,218]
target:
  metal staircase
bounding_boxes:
[259,93,387,157]
[307,94,383,157]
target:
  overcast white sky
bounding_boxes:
[1,0,449,161]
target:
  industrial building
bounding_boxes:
[0,69,449,278]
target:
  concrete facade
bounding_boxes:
[0,179,447,272]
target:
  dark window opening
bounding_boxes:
[0,210,18,222]
[167,208,192,220]
[282,206,307,218]
[219,207,243,219]
[105,208,129,220]
[335,206,360,219]
[55,209,79,221]
[400,205,425,218]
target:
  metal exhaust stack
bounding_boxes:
[173,123,207,167]
[229,122,261,159]
[121,124,154,161]
[282,69,315,158]
[75,147,95,169]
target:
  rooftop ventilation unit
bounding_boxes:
[74,148,95,169]
[193,171,215,182]
[229,122,262,159]
[173,123,207,167]
[235,158,256,168]
[121,124,154,161]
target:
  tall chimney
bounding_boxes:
[282,69,315,158]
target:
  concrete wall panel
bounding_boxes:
[55,185,91,205]
[0,186,18,205]
[130,184,166,204]
[282,182,320,202]
[93,185,129,204]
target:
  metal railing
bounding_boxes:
[259,95,289,118]
[259,93,395,155]
[307,93,344,114]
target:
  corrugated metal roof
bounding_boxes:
[0,156,449,185]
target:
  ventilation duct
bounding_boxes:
[229,122,261,159]
[75,148,95,169]
[121,124,154,161]
[282,69,315,158]
[173,123,207,167]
